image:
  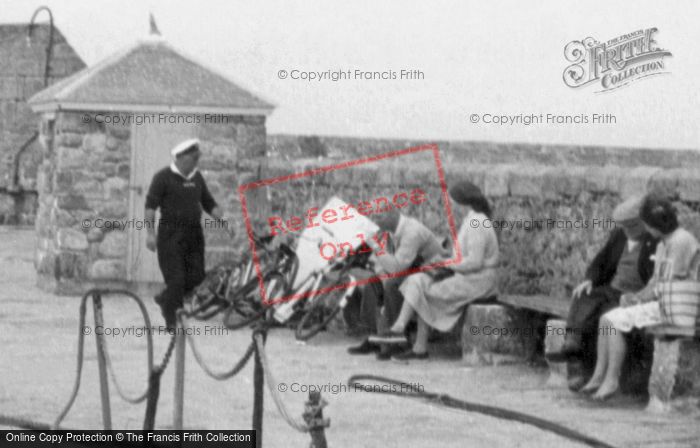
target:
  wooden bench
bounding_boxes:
[645,324,700,411]
[646,325,698,338]
[457,294,560,365]
[493,294,700,409]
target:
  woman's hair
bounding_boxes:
[460,195,492,218]
[449,181,492,218]
[639,195,678,235]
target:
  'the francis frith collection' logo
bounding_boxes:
[563,28,672,93]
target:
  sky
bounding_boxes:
[3,0,699,150]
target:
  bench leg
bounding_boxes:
[647,337,700,412]
[543,318,568,387]
[461,304,542,366]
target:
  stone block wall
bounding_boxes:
[34,112,131,290]
[28,120,700,294]
[0,24,85,224]
[268,134,700,168]
[34,111,267,293]
[198,115,269,267]
[260,147,700,298]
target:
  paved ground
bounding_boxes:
[1,227,699,447]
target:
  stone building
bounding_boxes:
[28,33,273,294]
[0,22,85,224]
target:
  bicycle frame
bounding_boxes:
[272,253,357,323]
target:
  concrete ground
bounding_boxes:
[1,227,699,447]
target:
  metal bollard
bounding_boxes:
[92,292,112,430]
[173,320,186,430]
[252,333,265,448]
[304,391,329,448]
[142,367,161,430]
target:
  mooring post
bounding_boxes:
[304,391,329,448]
[252,330,266,448]
[142,367,161,430]
[92,291,112,430]
[173,318,186,430]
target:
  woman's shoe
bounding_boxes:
[579,383,601,395]
[391,349,429,361]
[592,387,620,402]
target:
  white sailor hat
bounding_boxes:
[171,138,200,157]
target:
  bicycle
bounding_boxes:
[289,243,374,341]
[184,233,297,325]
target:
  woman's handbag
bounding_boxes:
[655,257,700,329]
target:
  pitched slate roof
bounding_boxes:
[28,35,274,115]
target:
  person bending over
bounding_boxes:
[371,181,499,361]
[346,209,448,360]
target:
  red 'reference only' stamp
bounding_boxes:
[238,144,461,305]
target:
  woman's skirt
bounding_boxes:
[399,268,498,332]
[603,301,662,333]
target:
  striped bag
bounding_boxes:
[655,258,700,329]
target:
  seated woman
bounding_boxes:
[371,181,500,360]
[580,196,700,400]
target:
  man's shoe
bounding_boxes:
[391,349,429,361]
[368,331,408,345]
[376,344,406,361]
[544,341,582,363]
[347,339,381,355]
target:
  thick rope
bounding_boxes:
[253,333,311,433]
[0,415,51,431]
[51,289,171,429]
[142,329,178,431]
[93,291,154,404]
[51,291,92,429]
[348,374,617,448]
[157,331,178,372]
[180,313,256,380]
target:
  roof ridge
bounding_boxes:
[56,40,145,101]
[28,35,275,113]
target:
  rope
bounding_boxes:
[2,289,194,432]
[51,291,92,429]
[348,374,617,448]
[142,329,177,431]
[51,289,173,429]
[93,291,154,404]
[0,415,51,431]
[158,331,178,372]
[180,313,256,380]
[253,332,311,433]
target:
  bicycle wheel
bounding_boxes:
[295,283,351,341]
[223,271,286,330]
[186,262,236,318]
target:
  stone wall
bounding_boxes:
[260,146,700,298]
[34,112,131,290]
[268,134,700,168]
[29,120,700,294]
[34,111,267,293]
[0,24,85,224]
